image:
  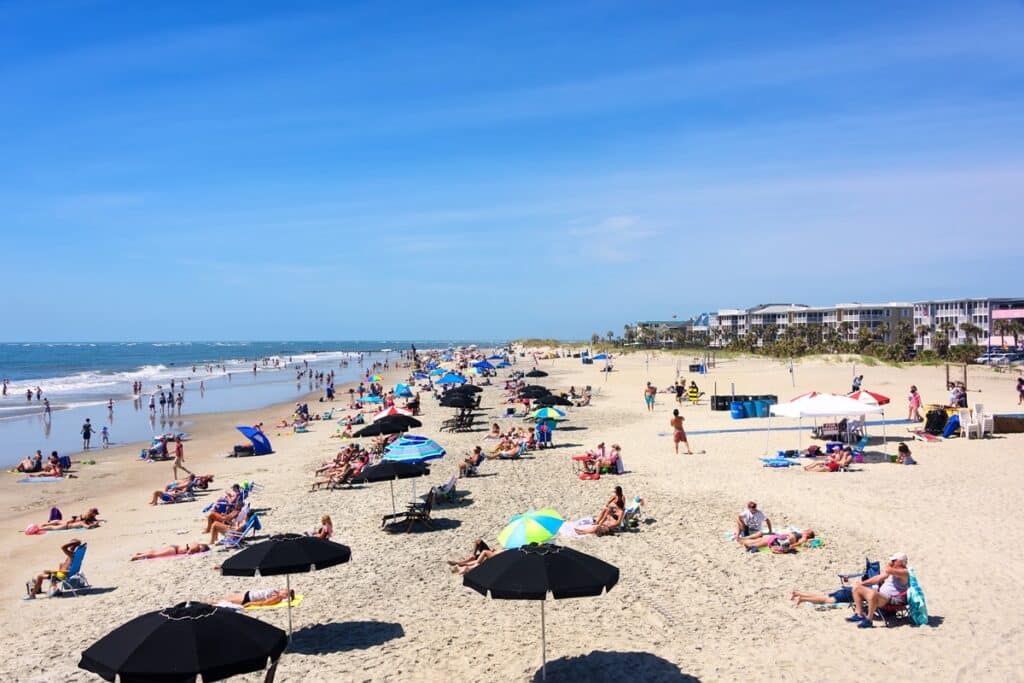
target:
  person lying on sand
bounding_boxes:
[26,539,81,598]
[131,543,210,560]
[740,529,816,552]
[449,539,502,574]
[39,508,101,530]
[790,585,855,608]
[804,448,852,472]
[217,588,294,607]
[577,504,623,536]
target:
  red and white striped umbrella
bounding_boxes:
[789,391,823,402]
[372,406,414,422]
[847,389,890,406]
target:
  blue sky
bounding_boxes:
[2,1,1022,341]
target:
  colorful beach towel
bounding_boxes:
[18,477,65,483]
[245,594,303,610]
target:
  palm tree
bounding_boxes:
[995,320,1013,349]
[959,322,983,347]
[915,324,932,349]
[938,321,957,346]
[838,321,853,343]
[606,330,615,345]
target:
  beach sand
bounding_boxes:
[1,352,1022,682]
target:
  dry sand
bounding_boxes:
[1,352,1023,682]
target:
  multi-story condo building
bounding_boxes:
[913,298,1024,349]
[707,302,913,346]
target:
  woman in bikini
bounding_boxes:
[578,504,623,536]
[39,508,101,530]
[218,588,294,607]
[131,543,210,560]
[739,529,816,551]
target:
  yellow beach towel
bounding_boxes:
[245,594,304,610]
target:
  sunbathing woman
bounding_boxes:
[311,514,333,540]
[451,544,503,574]
[740,529,816,551]
[39,508,101,530]
[593,486,625,527]
[16,452,43,473]
[217,588,294,607]
[804,448,852,472]
[448,538,493,570]
[484,423,502,440]
[131,542,210,560]
[577,504,623,536]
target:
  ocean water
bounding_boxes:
[0,340,492,465]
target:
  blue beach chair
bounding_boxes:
[52,543,90,597]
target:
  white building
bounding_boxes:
[710,302,913,346]
[913,298,1024,349]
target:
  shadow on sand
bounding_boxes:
[532,651,699,682]
[288,620,405,655]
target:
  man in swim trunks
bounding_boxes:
[26,539,82,598]
[670,409,692,454]
[81,419,94,450]
[644,382,656,411]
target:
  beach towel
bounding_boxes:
[760,458,799,468]
[908,569,928,626]
[558,517,595,539]
[18,477,64,483]
[245,594,303,610]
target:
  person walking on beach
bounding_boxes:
[43,398,50,416]
[159,392,166,413]
[101,426,110,448]
[81,419,95,450]
[172,436,192,478]
[675,379,685,405]
[908,385,923,422]
[851,374,864,393]
[644,382,657,412]
[670,409,692,454]
[1017,377,1024,405]
[148,395,156,413]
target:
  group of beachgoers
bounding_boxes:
[734,499,911,627]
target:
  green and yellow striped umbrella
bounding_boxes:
[529,407,566,420]
[498,508,564,548]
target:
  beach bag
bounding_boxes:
[924,409,947,436]
[769,537,792,553]
[908,569,929,626]
[49,506,62,521]
[24,523,43,535]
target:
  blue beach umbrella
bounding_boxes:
[383,434,447,463]
[473,360,495,371]
[437,373,467,385]
[430,368,447,376]
[394,383,414,398]
[425,361,439,369]
[591,354,609,360]
[412,373,429,380]
[497,361,511,368]
[358,395,384,404]
[488,354,504,360]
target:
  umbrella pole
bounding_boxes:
[286,574,293,641]
[541,600,547,680]
[390,480,397,518]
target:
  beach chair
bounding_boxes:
[839,559,910,627]
[382,493,434,532]
[159,481,196,504]
[498,441,527,461]
[51,543,90,597]
[426,475,458,504]
[958,408,980,439]
[620,498,644,531]
[218,514,262,548]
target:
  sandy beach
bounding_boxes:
[2,351,1022,682]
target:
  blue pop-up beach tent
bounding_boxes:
[395,383,414,397]
[236,426,273,455]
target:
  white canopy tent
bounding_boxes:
[766,393,887,455]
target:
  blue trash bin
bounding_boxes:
[754,400,768,418]
[743,401,756,418]
[730,401,745,419]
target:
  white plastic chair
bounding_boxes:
[981,412,994,437]
[958,408,980,439]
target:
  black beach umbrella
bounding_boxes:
[450,384,483,394]
[518,387,550,400]
[440,394,475,409]
[79,601,287,682]
[353,415,422,437]
[525,369,549,378]
[358,460,429,519]
[221,534,352,639]
[536,394,573,407]
[463,544,618,680]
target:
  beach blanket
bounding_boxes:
[558,517,595,539]
[18,477,65,483]
[246,594,303,610]
[760,458,799,468]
